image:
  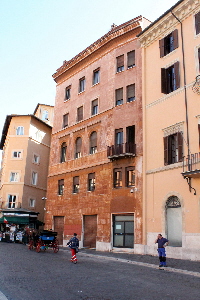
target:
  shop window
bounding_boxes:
[161,62,180,94]
[58,179,64,195]
[159,30,178,57]
[88,173,95,191]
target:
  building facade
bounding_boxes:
[45,17,151,251]
[0,104,53,229]
[138,0,200,260]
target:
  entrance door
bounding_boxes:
[113,215,134,248]
[83,215,97,248]
[53,216,64,245]
[166,196,182,247]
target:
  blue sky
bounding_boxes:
[0,0,178,158]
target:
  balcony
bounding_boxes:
[107,142,136,160]
[182,152,200,178]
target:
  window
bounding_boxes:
[113,215,134,248]
[159,30,178,57]
[127,51,135,68]
[65,85,71,100]
[13,151,22,158]
[116,55,124,72]
[79,77,85,93]
[60,142,67,163]
[126,125,135,153]
[8,194,16,208]
[195,11,200,35]
[115,88,123,106]
[33,154,40,164]
[90,131,97,154]
[113,168,122,188]
[10,172,19,182]
[126,167,135,187]
[75,137,82,158]
[42,110,48,121]
[73,176,79,193]
[16,126,24,135]
[161,62,180,94]
[115,129,123,146]
[198,48,200,73]
[63,113,69,128]
[58,179,64,195]
[88,173,95,191]
[127,84,135,102]
[93,69,100,85]
[91,99,98,116]
[164,132,183,165]
[31,171,38,185]
[77,106,83,122]
[29,198,35,208]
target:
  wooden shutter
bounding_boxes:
[73,176,79,185]
[198,124,200,145]
[127,84,135,98]
[177,132,183,162]
[161,68,167,94]
[127,51,135,67]
[174,61,180,90]
[195,11,200,35]
[77,106,83,121]
[63,114,68,127]
[76,137,82,153]
[164,136,168,165]
[172,29,178,50]
[116,88,123,101]
[90,131,97,148]
[117,55,124,68]
[159,38,165,58]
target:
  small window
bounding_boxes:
[58,179,64,195]
[88,173,95,191]
[159,30,178,57]
[8,194,16,208]
[77,106,83,122]
[126,166,135,187]
[161,62,180,94]
[79,77,85,93]
[63,113,68,128]
[31,172,38,185]
[16,126,24,135]
[75,137,82,159]
[127,84,135,102]
[65,85,71,100]
[29,199,35,208]
[164,132,183,165]
[195,11,200,35]
[115,129,123,146]
[33,154,40,164]
[116,55,124,72]
[93,69,100,85]
[60,142,67,163]
[42,110,49,121]
[198,48,200,73]
[127,51,135,68]
[10,172,19,182]
[113,168,122,188]
[91,99,98,116]
[13,151,22,158]
[73,176,79,193]
[115,88,123,106]
[90,131,97,154]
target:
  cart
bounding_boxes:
[35,230,59,253]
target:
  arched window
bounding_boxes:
[90,131,97,154]
[60,142,67,163]
[166,196,182,247]
[75,137,82,158]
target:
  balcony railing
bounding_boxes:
[182,152,200,178]
[0,202,22,209]
[107,142,136,160]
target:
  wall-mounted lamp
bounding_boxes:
[42,197,47,200]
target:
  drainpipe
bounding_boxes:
[171,11,190,159]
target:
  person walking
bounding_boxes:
[155,234,169,268]
[67,233,79,264]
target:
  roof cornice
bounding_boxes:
[52,16,143,82]
[138,0,200,47]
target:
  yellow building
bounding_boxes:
[138,0,200,260]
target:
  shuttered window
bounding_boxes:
[79,77,85,93]
[58,179,64,195]
[77,106,83,122]
[88,173,95,191]
[126,166,135,187]
[113,168,122,188]
[90,131,97,154]
[164,132,183,165]
[60,142,67,163]
[127,51,135,68]
[73,176,79,193]
[198,48,200,72]
[195,11,200,35]
[93,69,100,85]
[116,88,123,106]
[91,99,98,115]
[116,55,124,72]
[161,62,180,94]
[75,137,82,158]
[127,84,135,102]
[159,30,178,57]
[65,85,71,100]
[63,114,68,128]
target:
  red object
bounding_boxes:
[3,217,8,224]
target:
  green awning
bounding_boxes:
[0,216,30,224]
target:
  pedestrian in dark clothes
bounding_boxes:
[67,233,79,264]
[155,234,169,267]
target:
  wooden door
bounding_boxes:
[83,215,97,248]
[53,216,64,245]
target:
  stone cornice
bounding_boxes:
[53,16,143,82]
[138,0,200,48]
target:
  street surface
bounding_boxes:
[0,243,200,300]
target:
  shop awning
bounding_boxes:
[0,216,30,224]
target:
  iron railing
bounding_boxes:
[182,152,200,173]
[107,142,136,158]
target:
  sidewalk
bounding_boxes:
[62,247,200,275]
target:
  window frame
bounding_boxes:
[31,171,38,186]
[127,84,135,102]
[113,168,122,188]
[77,106,83,122]
[126,166,135,187]
[88,173,95,191]
[161,61,180,94]
[63,113,69,128]
[79,77,85,93]
[12,151,22,159]
[65,85,71,101]
[127,50,135,69]
[115,88,123,106]
[58,179,64,195]
[116,55,124,73]
[29,198,35,208]
[89,131,97,154]
[75,137,82,159]
[60,142,67,163]
[10,172,19,182]
[164,131,183,165]
[73,176,79,193]
[16,126,24,135]
[8,194,16,209]
[91,99,98,116]
[159,29,178,58]
[195,11,200,35]
[93,68,100,85]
